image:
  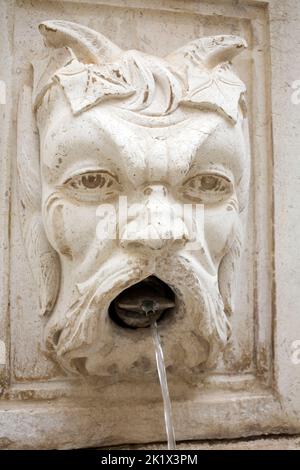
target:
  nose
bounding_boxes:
[120,184,189,251]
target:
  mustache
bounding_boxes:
[45,251,230,373]
[45,253,153,370]
[156,254,230,346]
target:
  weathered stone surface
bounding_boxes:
[107,435,300,451]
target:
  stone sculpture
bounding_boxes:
[17,21,250,379]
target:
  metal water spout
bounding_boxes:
[110,276,175,328]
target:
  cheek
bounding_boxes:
[204,199,239,263]
[43,196,109,260]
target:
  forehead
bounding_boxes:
[38,90,247,184]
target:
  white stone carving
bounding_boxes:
[17,20,250,378]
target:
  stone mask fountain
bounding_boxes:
[17,20,250,384]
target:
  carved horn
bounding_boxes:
[167,35,247,69]
[39,20,122,64]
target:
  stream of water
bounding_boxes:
[151,321,176,450]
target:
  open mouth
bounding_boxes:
[109,275,176,329]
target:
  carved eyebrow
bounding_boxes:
[174,124,221,173]
[188,122,243,167]
[42,138,121,186]
[176,140,243,189]
[187,150,241,185]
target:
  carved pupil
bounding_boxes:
[200,175,218,191]
[82,174,104,189]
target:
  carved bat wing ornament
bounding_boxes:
[32,21,247,121]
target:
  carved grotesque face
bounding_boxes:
[19,21,250,378]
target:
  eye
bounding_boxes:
[182,173,233,204]
[63,170,121,203]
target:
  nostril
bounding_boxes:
[143,184,168,197]
[143,187,153,196]
[172,238,186,249]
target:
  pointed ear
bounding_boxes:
[166,35,247,69]
[38,20,122,65]
[218,223,243,318]
[17,85,60,316]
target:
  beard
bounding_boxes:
[43,249,231,377]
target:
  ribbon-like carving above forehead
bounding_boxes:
[33,20,247,123]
